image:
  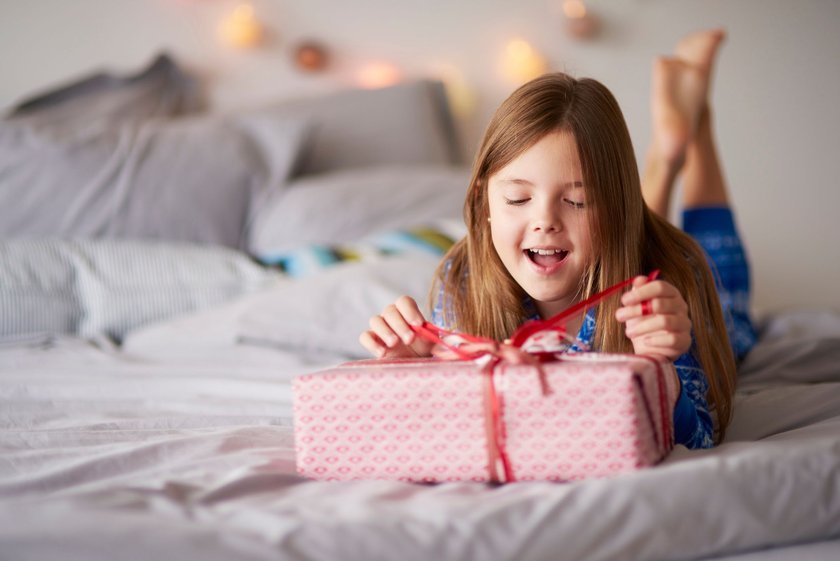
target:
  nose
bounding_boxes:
[531,201,562,233]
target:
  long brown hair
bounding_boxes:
[431,73,737,441]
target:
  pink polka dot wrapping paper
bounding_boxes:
[292,353,679,483]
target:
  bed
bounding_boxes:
[2,55,839,561]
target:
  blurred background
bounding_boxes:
[2,0,838,317]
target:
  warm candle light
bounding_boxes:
[356,62,402,89]
[501,39,548,85]
[562,0,599,40]
[219,3,263,49]
[431,63,476,118]
[563,0,587,19]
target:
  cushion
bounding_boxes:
[5,52,204,134]
[0,239,279,342]
[246,164,470,255]
[266,80,462,174]
[0,111,310,249]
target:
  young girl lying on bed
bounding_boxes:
[359,29,757,449]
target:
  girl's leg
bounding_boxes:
[681,109,757,361]
[675,29,728,209]
[643,29,757,361]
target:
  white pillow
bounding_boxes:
[236,253,441,358]
[246,164,470,255]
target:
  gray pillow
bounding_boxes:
[0,239,278,342]
[246,164,470,255]
[267,80,462,175]
[6,52,204,135]
[0,111,310,249]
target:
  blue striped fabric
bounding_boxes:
[258,221,465,278]
[683,207,757,362]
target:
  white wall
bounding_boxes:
[2,0,839,316]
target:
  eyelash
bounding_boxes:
[504,198,585,209]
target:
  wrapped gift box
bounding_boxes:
[293,353,679,483]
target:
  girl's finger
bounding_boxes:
[637,337,691,359]
[359,330,387,358]
[381,304,415,345]
[394,296,426,326]
[625,313,691,338]
[637,331,688,350]
[615,303,643,322]
[621,280,680,306]
[369,314,403,347]
[616,297,681,322]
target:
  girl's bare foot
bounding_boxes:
[656,27,726,163]
[675,28,726,97]
[643,29,726,217]
[650,57,707,170]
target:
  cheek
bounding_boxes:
[488,220,504,255]
[567,212,595,256]
[489,216,521,253]
[578,222,597,260]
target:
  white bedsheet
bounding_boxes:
[1,273,839,561]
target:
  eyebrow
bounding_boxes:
[497,178,584,188]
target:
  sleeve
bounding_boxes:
[671,349,715,449]
[431,282,447,328]
[431,259,456,329]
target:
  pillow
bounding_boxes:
[246,165,470,255]
[256,220,466,277]
[123,251,443,361]
[0,240,279,342]
[0,241,83,337]
[0,111,310,249]
[265,80,462,174]
[235,253,442,359]
[5,52,204,134]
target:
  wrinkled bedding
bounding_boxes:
[1,267,839,561]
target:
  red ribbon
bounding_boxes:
[410,271,660,483]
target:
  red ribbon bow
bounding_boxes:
[410,270,660,483]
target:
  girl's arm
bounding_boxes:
[616,277,714,448]
[672,352,716,448]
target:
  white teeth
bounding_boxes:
[529,248,564,255]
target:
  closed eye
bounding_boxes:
[564,198,585,209]
[504,198,530,206]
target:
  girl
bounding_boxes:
[360,29,756,449]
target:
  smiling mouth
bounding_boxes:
[525,248,570,268]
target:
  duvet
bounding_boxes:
[1,255,839,561]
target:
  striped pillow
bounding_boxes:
[255,221,465,277]
[0,239,277,341]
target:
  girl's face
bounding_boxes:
[487,130,594,319]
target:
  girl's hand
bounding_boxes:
[359,296,435,359]
[615,276,692,360]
